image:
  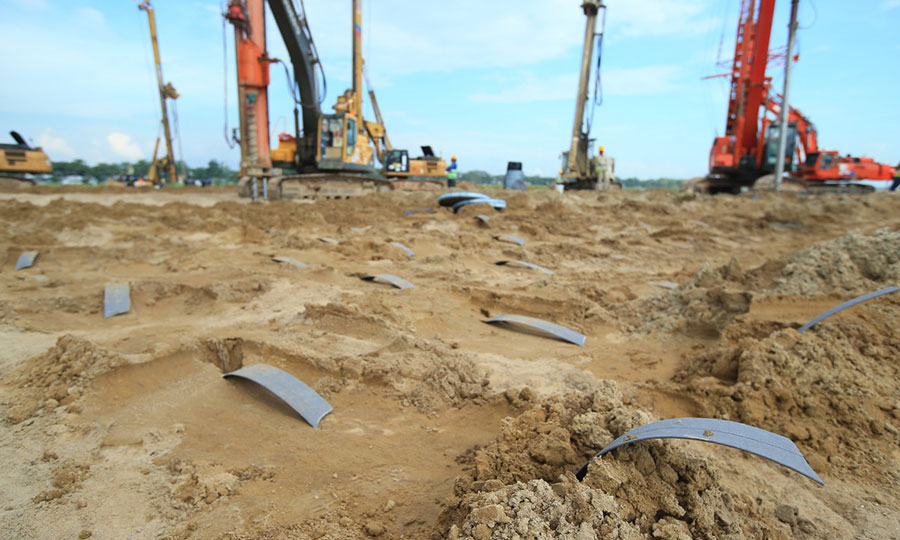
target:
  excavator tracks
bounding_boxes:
[238,173,395,200]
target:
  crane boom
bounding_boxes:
[566,0,601,181]
[139,1,179,185]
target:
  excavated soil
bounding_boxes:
[1,185,898,539]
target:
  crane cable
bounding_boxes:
[171,98,186,179]
[585,4,606,136]
[221,9,236,149]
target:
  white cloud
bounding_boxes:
[106,132,145,161]
[73,7,106,29]
[36,129,76,159]
[469,74,577,104]
[468,64,681,104]
[607,0,720,38]
[603,65,682,95]
[881,0,900,10]
[8,0,48,11]
[291,0,717,85]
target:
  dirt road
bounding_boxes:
[1,186,898,539]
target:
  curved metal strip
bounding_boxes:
[494,234,525,246]
[485,314,584,347]
[389,241,415,257]
[575,418,823,485]
[798,286,900,333]
[452,198,506,214]
[650,281,679,290]
[361,274,415,290]
[104,283,131,319]
[272,256,308,269]
[15,251,38,270]
[438,192,489,207]
[496,260,553,276]
[224,364,333,428]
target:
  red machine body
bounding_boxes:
[765,96,897,182]
[707,0,895,191]
[708,0,776,184]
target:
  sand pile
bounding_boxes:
[768,229,900,296]
[2,334,125,423]
[616,259,752,337]
[2,187,899,539]
[439,382,812,540]
[675,317,900,484]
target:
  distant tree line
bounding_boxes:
[459,170,684,189]
[46,159,239,184]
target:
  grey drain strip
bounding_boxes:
[650,281,679,290]
[272,256,308,269]
[494,234,525,246]
[453,198,506,213]
[15,251,38,270]
[104,283,131,319]
[575,418,823,485]
[496,260,553,276]
[438,192,489,207]
[798,286,900,333]
[224,364,333,428]
[361,274,415,290]
[484,314,584,347]
[389,241,415,257]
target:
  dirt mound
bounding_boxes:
[2,335,125,423]
[674,316,900,485]
[32,459,91,503]
[617,260,752,336]
[769,229,900,296]
[165,459,272,508]
[439,383,813,539]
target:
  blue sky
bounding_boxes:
[2,0,898,178]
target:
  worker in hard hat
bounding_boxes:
[593,145,615,189]
[446,155,459,188]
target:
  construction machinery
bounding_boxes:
[698,0,895,194]
[765,97,896,188]
[559,0,618,191]
[139,1,179,186]
[0,131,52,184]
[363,65,447,188]
[225,0,446,200]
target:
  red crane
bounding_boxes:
[703,0,895,193]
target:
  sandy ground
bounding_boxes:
[0,185,898,539]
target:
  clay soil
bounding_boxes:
[0,185,898,539]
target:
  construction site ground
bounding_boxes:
[1,184,898,539]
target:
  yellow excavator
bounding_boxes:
[225,0,446,199]
[362,64,447,190]
[0,131,52,185]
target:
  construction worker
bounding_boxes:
[891,162,900,192]
[446,155,459,188]
[593,145,615,189]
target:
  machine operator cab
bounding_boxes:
[317,113,373,171]
[382,146,446,180]
[761,122,798,173]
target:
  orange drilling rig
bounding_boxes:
[698,0,895,193]
[225,0,446,200]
